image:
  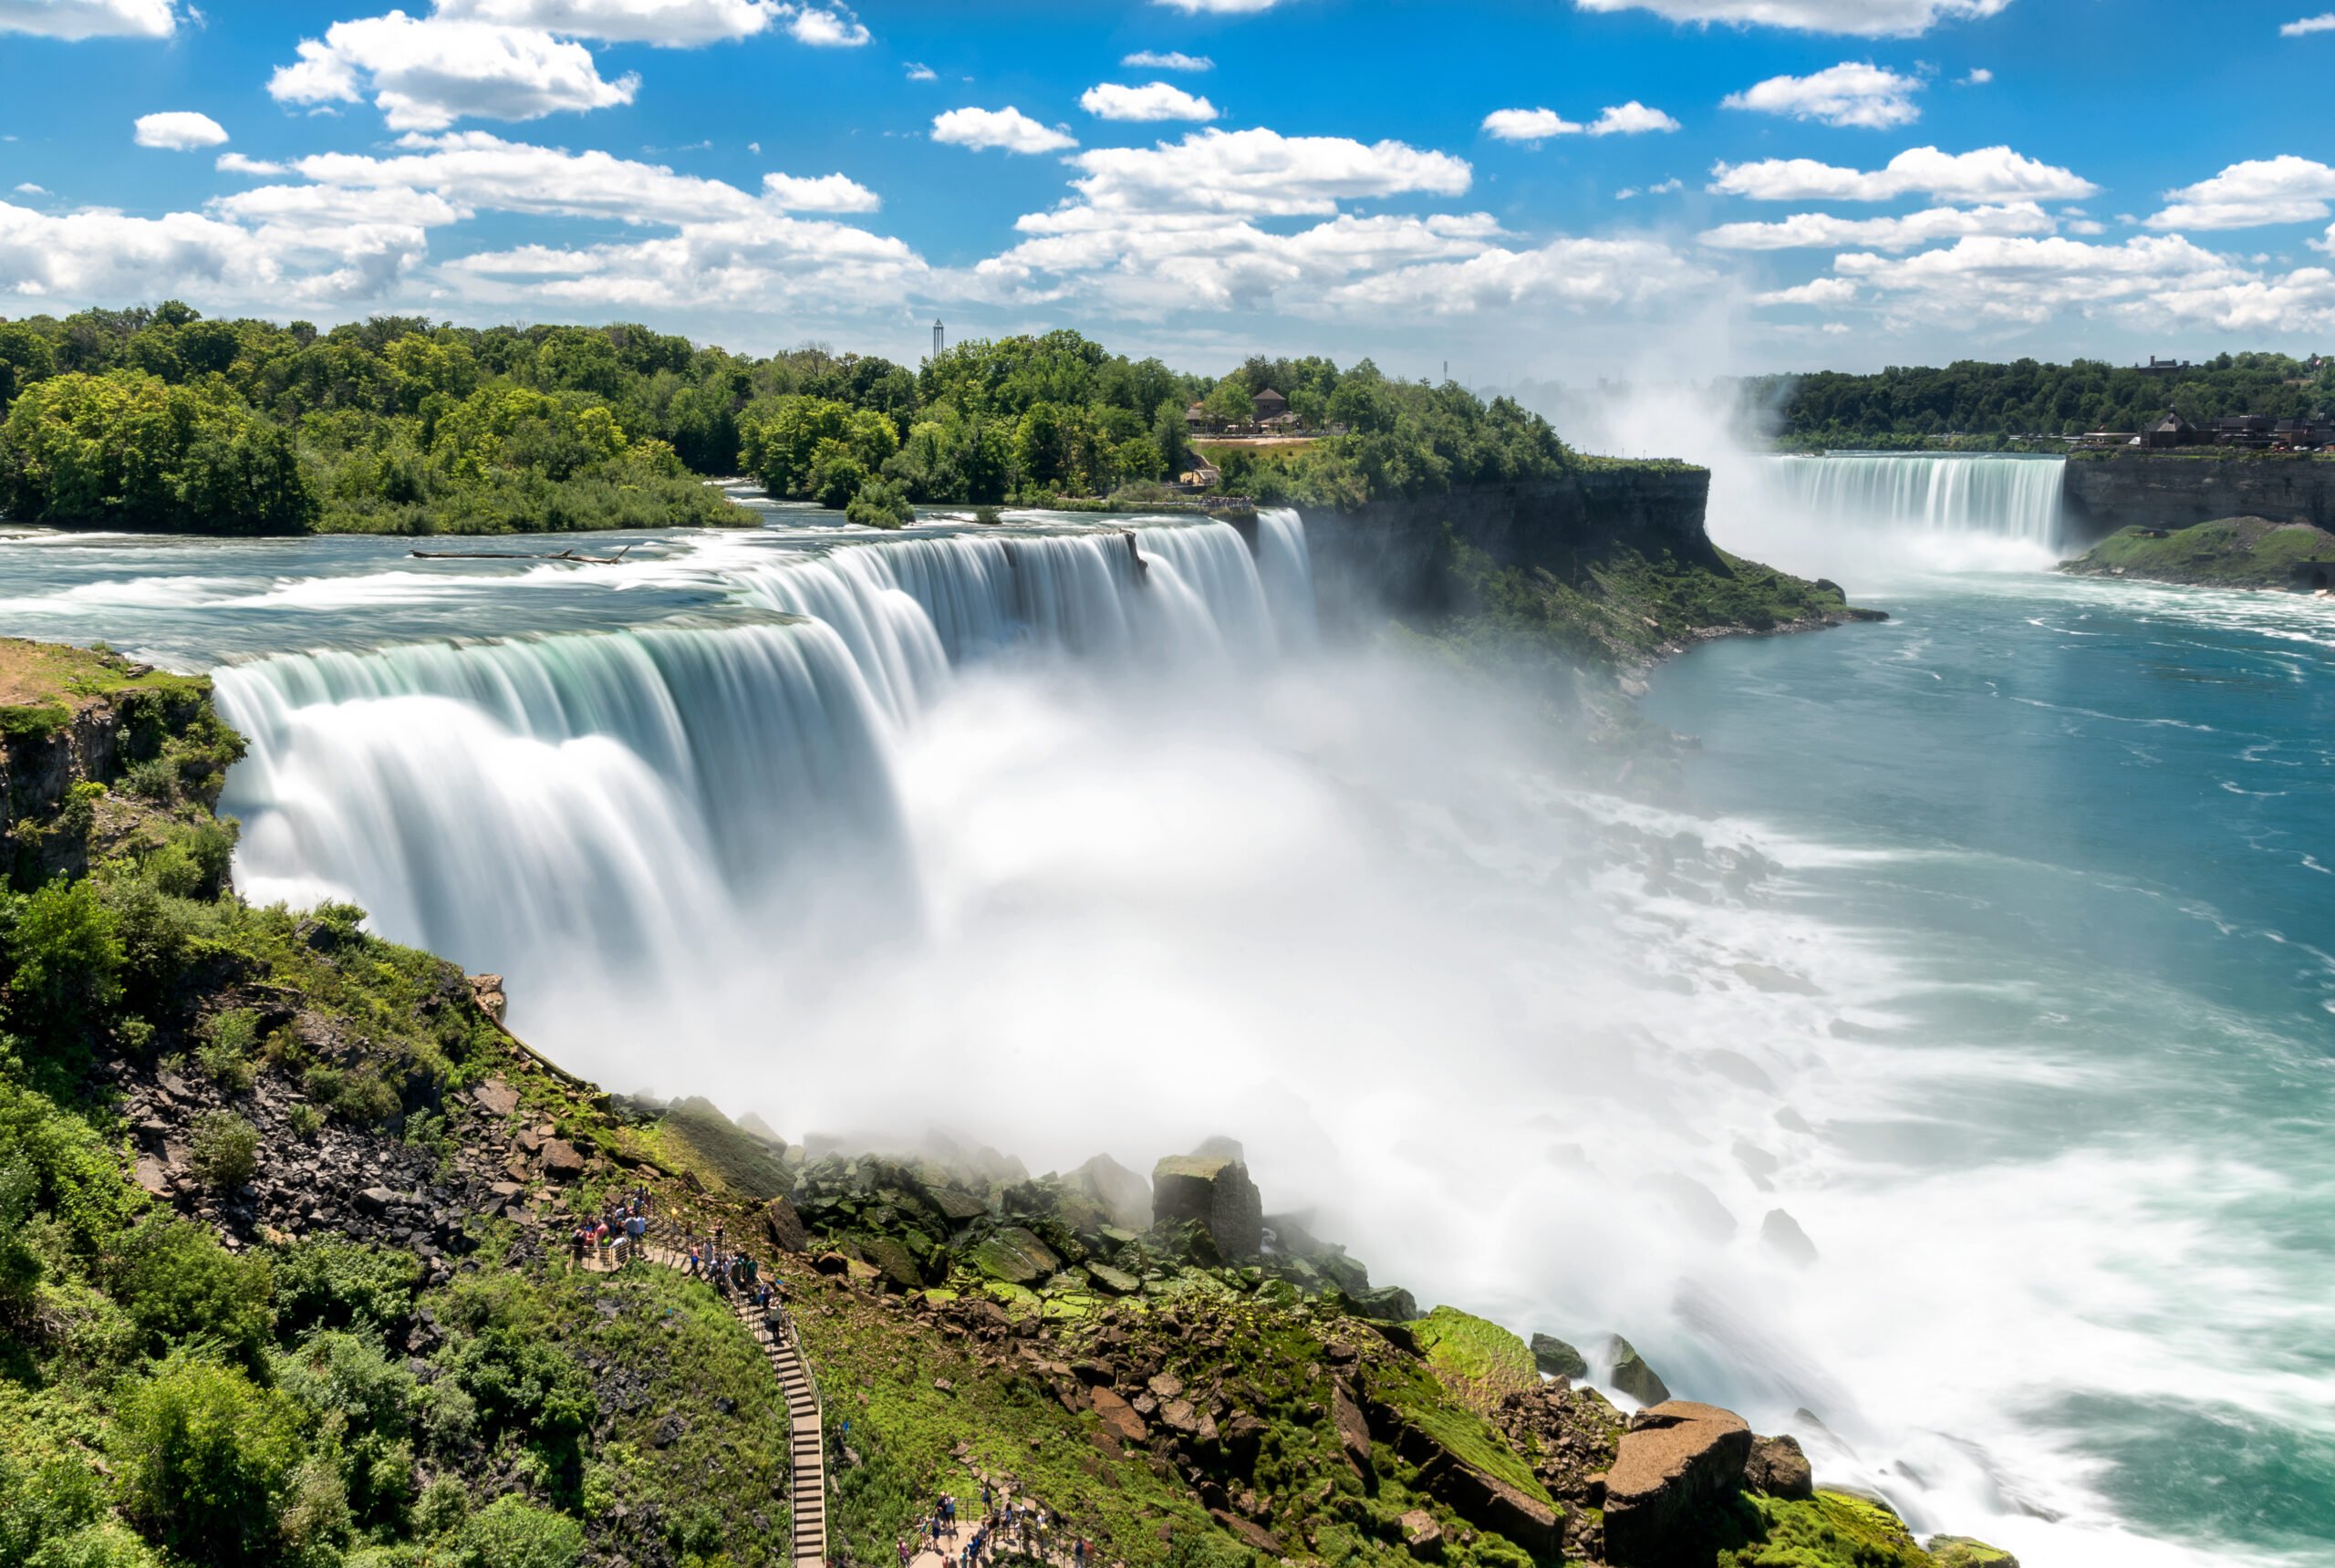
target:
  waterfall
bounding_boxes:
[1761,453,2067,547]
[1254,508,1319,650]
[212,516,1313,1000]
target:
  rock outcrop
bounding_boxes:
[1744,1432,1814,1500]
[1604,1334,1673,1406]
[1602,1401,1753,1567]
[1151,1152,1264,1263]
[1531,1332,1589,1379]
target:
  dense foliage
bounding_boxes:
[1,307,1587,531]
[1741,352,2335,448]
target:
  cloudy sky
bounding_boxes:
[2,0,2331,379]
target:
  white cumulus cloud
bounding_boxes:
[904,61,935,80]
[761,171,879,212]
[1754,276,1857,306]
[1484,101,1676,141]
[1122,50,1212,70]
[0,0,178,38]
[269,13,640,131]
[430,0,782,43]
[13,182,47,195]
[1081,82,1219,122]
[784,5,866,46]
[2148,156,2335,230]
[930,107,1077,155]
[1961,66,1993,83]
[2281,13,2335,36]
[217,152,290,175]
[1151,0,1287,12]
[134,111,230,150]
[1700,201,2055,250]
[1710,144,2097,202]
[1723,62,1922,129]
[1572,0,2013,36]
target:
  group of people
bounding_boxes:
[568,1187,655,1270]
[898,1484,1091,1568]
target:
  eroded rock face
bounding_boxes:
[1071,1153,1153,1231]
[763,1195,809,1253]
[1150,1153,1264,1263]
[1744,1432,1813,1501]
[1602,1401,1752,1567]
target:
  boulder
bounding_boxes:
[1084,1262,1140,1294]
[1090,1386,1147,1444]
[858,1236,923,1293]
[1330,1382,1374,1477]
[968,1226,1060,1286]
[1070,1153,1154,1231]
[472,1078,520,1117]
[1531,1333,1589,1380]
[1604,1335,1672,1407]
[1398,1510,1445,1561]
[763,1195,809,1253]
[1350,1284,1419,1323]
[1151,1153,1264,1263]
[469,973,508,1023]
[1760,1209,1819,1268]
[1207,1509,1282,1556]
[1602,1401,1752,1568]
[1430,1465,1562,1560]
[538,1139,586,1181]
[1744,1434,1812,1501]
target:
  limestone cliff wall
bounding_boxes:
[1301,467,1714,628]
[2062,454,2335,538]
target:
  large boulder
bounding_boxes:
[1070,1153,1153,1231]
[968,1225,1060,1286]
[857,1235,923,1293]
[1151,1153,1264,1263]
[1604,1334,1672,1407]
[1601,1401,1752,1567]
[1744,1433,1813,1500]
[1531,1333,1589,1380]
[763,1195,809,1253]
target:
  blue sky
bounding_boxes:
[3,0,2332,382]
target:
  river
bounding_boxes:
[2,464,2328,1566]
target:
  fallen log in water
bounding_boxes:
[410,544,637,565]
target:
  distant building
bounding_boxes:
[2142,410,2197,448]
[1251,388,1289,420]
[1178,458,1222,488]
[2135,357,2195,377]
[1184,400,1211,431]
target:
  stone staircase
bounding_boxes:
[631,1221,829,1568]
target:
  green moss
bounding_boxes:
[2063,517,2335,590]
[1719,1489,1935,1568]
[1406,1306,1536,1402]
[1358,1356,1550,1504]
[1925,1537,2018,1567]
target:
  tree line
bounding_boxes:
[0,306,1586,535]
[1738,352,2335,450]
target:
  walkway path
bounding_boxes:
[586,1221,829,1568]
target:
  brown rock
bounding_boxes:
[1208,1510,1282,1556]
[1602,1401,1753,1568]
[1161,1398,1199,1435]
[469,973,508,1023]
[1399,1510,1445,1560]
[1331,1382,1374,1475]
[1150,1153,1265,1263]
[1147,1371,1186,1400]
[472,1077,520,1117]
[538,1138,586,1180]
[763,1195,809,1253]
[1432,1466,1561,1560]
[1744,1434,1813,1501]
[1091,1386,1148,1444]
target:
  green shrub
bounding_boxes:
[195,1012,257,1092]
[447,1495,582,1568]
[272,1240,420,1339]
[440,1325,596,1443]
[0,1153,44,1316]
[109,1215,275,1364]
[0,1450,108,1564]
[22,1520,167,1568]
[286,1103,324,1140]
[187,1112,259,1191]
[0,1078,144,1255]
[412,1475,468,1538]
[3,877,123,1053]
[110,1355,307,1566]
[845,476,914,528]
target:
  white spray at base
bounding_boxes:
[202,506,2284,1568]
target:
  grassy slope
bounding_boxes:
[2064,517,2335,589]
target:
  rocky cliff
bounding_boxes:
[1302,467,1715,628]
[2061,453,2335,541]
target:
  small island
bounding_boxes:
[2061,516,2335,593]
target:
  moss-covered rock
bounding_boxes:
[2062,515,2335,590]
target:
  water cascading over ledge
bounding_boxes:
[1761,453,2068,549]
[213,516,1314,1002]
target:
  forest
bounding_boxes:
[0,306,1579,535]
[1739,352,2335,449]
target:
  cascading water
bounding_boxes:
[1763,453,2068,545]
[1722,453,2071,578]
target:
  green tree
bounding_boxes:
[448,1495,583,1568]
[109,1215,276,1364]
[845,476,914,527]
[5,876,123,1053]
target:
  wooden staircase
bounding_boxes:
[636,1222,829,1568]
